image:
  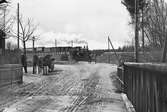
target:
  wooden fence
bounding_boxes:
[0,50,22,87]
[0,49,21,64]
[0,64,23,87]
[117,62,167,112]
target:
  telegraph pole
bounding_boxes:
[135,0,139,62]
[108,37,110,63]
[108,37,110,51]
[142,4,144,53]
[32,36,35,74]
[71,40,73,47]
[32,36,35,52]
[108,36,120,63]
[17,3,20,49]
[55,39,57,47]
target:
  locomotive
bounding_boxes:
[69,47,92,62]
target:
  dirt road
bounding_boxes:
[3,62,126,112]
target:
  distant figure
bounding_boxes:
[88,53,92,63]
[94,54,97,64]
[38,57,44,74]
[21,54,27,73]
[33,55,39,74]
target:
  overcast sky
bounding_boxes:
[9,0,131,49]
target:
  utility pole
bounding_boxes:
[108,37,110,52]
[108,36,120,63]
[17,3,20,49]
[32,36,35,52]
[135,0,139,62]
[32,36,36,74]
[71,40,73,47]
[55,39,57,47]
[108,37,110,63]
[142,4,144,53]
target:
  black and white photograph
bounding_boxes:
[0,0,167,112]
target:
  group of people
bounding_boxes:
[21,54,55,75]
[20,52,96,74]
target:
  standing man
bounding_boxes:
[38,56,43,74]
[33,55,38,74]
[94,53,97,64]
[21,54,27,73]
[88,52,92,63]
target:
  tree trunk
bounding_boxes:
[23,41,26,56]
[23,41,27,73]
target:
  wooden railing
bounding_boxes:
[118,62,167,112]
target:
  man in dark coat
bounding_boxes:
[38,57,43,74]
[21,54,27,73]
[33,55,39,74]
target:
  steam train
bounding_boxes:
[27,46,94,62]
[70,48,92,62]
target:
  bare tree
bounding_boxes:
[143,0,167,61]
[18,18,38,56]
[10,17,38,73]
[144,0,167,46]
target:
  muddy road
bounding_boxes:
[3,62,126,112]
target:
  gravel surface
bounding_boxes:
[1,62,126,112]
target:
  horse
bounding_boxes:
[41,55,55,75]
[33,55,55,75]
[33,55,39,74]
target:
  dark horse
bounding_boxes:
[43,55,55,73]
[33,55,55,75]
[33,55,39,74]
